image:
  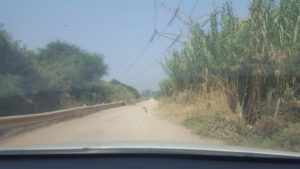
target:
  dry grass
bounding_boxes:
[158,89,232,124]
[158,89,300,152]
[157,89,250,145]
[157,101,190,124]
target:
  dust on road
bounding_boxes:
[0,100,222,148]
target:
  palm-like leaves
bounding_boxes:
[160,0,300,124]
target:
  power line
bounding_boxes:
[127,51,164,80]
[119,1,185,81]
[123,0,213,88]
[159,35,176,54]
[117,0,159,80]
[128,50,166,79]
[129,30,185,80]
[133,71,164,89]
[118,40,155,79]
[159,37,169,53]
[127,37,177,80]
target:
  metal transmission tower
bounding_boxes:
[161,3,211,27]
[161,3,190,26]
[157,30,185,50]
[149,29,184,44]
[148,3,189,48]
[153,3,212,49]
[157,32,183,43]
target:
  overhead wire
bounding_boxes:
[122,0,186,83]
[135,0,201,89]
[127,0,185,81]
[118,40,154,79]
[117,0,159,80]
[129,0,212,89]
[127,50,165,80]
[126,37,173,80]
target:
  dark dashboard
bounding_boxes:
[0,146,300,169]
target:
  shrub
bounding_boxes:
[280,103,300,123]
[184,113,249,144]
[273,123,300,151]
[253,116,285,138]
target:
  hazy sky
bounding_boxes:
[0,0,249,91]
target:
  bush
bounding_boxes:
[184,113,249,144]
[253,116,285,138]
[280,103,300,123]
[59,92,76,108]
[273,123,300,151]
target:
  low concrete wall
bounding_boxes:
[0,102,125,140]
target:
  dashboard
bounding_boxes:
[0,147,300,169]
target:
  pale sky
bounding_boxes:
[0,0,249,91]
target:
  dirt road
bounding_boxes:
[0,100,222,148]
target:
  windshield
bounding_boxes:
[0,0,299,154]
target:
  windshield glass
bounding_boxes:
[0,0,299,154]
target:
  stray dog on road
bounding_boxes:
[142,107,148,113]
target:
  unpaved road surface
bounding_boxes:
[0,100,222,148]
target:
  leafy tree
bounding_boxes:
[36,41,108,91]
[0,27,139,116]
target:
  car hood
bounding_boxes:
[0,142,300,159]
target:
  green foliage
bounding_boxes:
[37,41,108,90]
[183,111,300,151]
[158,78,174,97]
[162,0,300,151]
[141,89,156,98]
[0,75,24,98]
[160,0,300,124]
[110,79,140,99]
[184,113,249,144]
[253,116,285,138]
[273,123,300,151]
[106,82,136,102]
[0,26,139,116]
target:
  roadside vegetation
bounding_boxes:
[0,25,139,116]
[158,0,300,152]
